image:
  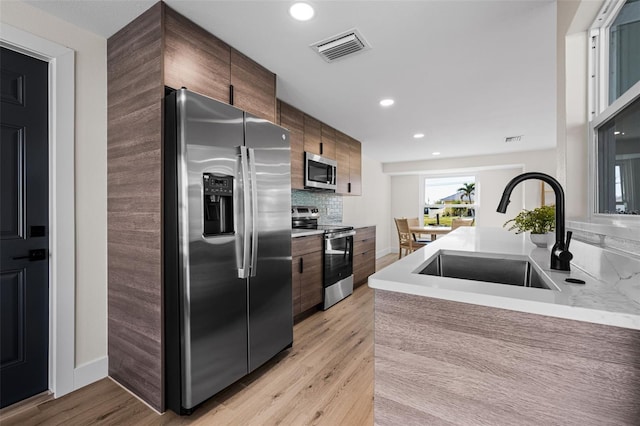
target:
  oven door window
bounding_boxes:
[324,236,353,286]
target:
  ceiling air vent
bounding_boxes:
[504,135,523,143]
[310,29,371,63]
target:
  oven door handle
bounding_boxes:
[324,230,356,240]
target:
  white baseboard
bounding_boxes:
[376,247,393,258]
[74,356,108,391]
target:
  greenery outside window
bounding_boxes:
[423,176,476,226]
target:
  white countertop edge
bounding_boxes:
[291,229,324,238]
[349,224,376,229]
[368,277,640,330]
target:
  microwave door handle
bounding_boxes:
[328,165,333,184]
[238,146,251,279]
[248,147,258,277]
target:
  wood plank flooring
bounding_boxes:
[3,254,397,426]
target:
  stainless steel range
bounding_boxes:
[292,206,355,309]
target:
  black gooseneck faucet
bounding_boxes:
[496,172,573,271]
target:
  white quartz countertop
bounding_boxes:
[292,224,375,238]
[349,224,376,229]
[291,229,324,238]
[369,227,640,330]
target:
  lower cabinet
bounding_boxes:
[291,234,323,317]
[353,226,376,288]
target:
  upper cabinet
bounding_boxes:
[303,114,322,156]
[347,135,362,195]
[279,101,305,190]
[163,6,276,122]
[164,7,231,103]
[320,124,336,160]
[335,131,362,195]
[336,131,351,194]
[279,100,362,196]
[230,49,276,122]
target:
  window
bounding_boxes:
[608,0,640,104]
[589,0,640,217]
[423,176,476,225]
[596,96,640,214]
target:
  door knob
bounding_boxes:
[13,249,47,261]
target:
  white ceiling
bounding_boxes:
[25,0,558,164]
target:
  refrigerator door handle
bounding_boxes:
[248,147,259,277]
[238,146,251,279]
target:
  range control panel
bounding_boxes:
[291,205,320,220]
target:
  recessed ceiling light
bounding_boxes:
[614,131,621,135]
[289,2,314,21]
[379,99,394,107]
[413,133,425,139]
[432,152,441,156]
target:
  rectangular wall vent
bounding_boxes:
[310,29,371,63]
[504,135,523,143]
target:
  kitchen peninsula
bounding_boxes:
[369,227,640,425]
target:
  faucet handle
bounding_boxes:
[554,231,573,263]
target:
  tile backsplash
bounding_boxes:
[292,190,343,224]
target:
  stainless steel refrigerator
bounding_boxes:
[164,89,292,414]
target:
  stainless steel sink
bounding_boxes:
[418,251,555,290]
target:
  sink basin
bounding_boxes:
[418,251,555,290]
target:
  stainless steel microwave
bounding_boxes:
[305,152,337,191]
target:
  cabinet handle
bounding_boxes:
[229,84,234,105]
[299,257,304,273]
[348,182,351,193]
[320,142,323,155]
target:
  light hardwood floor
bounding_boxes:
[2,254,398,426]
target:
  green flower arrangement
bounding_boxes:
[503,205,555,234]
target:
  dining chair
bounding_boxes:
[406,217,427,241]
[451,218,475,230]
[394,218,429,259]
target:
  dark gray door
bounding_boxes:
[0,47,49,409]
[244,114,292,372]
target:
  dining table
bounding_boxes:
[409,225,453,241]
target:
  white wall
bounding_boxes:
[473,168,524,228]
[564,31,589,220]
[560,0,603,219]
[1,2,107,367]
[342,154,392,257]
[387,175,420,253]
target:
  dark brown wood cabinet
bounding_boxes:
[280,101,362,195]
[291,234,323,317]
[107,3,278,412]
[230,48,276,122]
[164,7,231,103]
[353,226,376,287]
[335,131,362,195]
[320,123,336,160]
[164,8,276,121]
[303,114,322,157]
[335,131,351,194]
[347,135,362,195]
[279,101,305,190]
